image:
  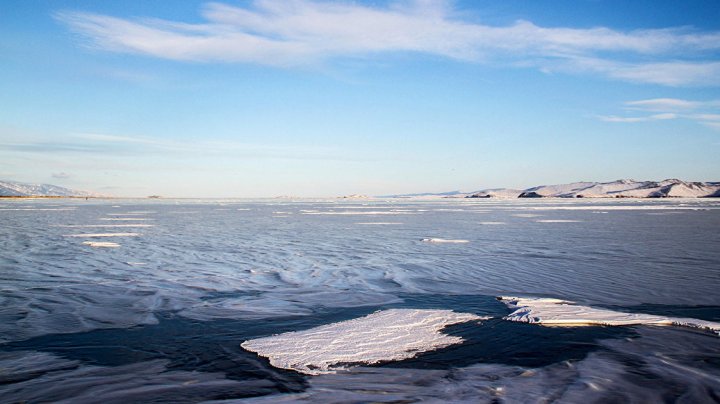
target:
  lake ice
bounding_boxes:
[1,198,719,402]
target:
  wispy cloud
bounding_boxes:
[56,0,720,86]
[599,113,677,123]
[0,132,364,161]
[601,98,720,129]
[52,172,71,179]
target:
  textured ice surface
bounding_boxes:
[1,198,719,344]
[501,296,720,334]
[2,198,720,402]
[0,352,270,403]
[241,309,486,375]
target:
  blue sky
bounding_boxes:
[1,0,719,197]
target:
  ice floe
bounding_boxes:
[499,297,720,335]
[421,238,470,243]
[302,211,416,215]
[57,224,154,228]
[535,220,582,223]
[82,241,120,248]
[63,233,140,237]
[241,309,486,375]
[100,218,153,221]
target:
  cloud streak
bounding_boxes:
[601,98,720,129]
[0,132,367,161]
[57,0,720,86]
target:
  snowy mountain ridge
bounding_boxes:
[390,179,720,199]
[0,180,99,197]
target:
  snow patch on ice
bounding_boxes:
[82,241,120,248]
[355,222,402,225]
[100,218,153,221]
[303,211,415,215]
[421,238,470,243]
[64,233,140,237]
[241,309,486,375]
[57,224,154,228]
[535,220,582,223]
[499,296,720,335]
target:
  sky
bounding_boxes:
[1,0,719,197]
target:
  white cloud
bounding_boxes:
[599,113,678,123]
[601,98,720,130]
[0,131,361,161]
[56,0,720,86]
[625,98,703,111]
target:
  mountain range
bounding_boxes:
[0,180,99,197]
[388,179,720,199]
[3,178,719,198]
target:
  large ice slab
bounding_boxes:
[241,309,486,375]
[500,296,720,335]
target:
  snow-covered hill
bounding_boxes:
[0,180,99,197]
[516,179,720,198]
[386,179,720,199]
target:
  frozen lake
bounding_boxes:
[1,198,719,402]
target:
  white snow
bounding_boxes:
[535,219,582,223]
[499,296,720,335]
[0,208,76,211]
[0,180,98,197]
[99,218,153,221]
[302,211,416,215]
[421,238,470,243]
[520,179,720,198]
[64,233,140,237]
[57,224,154,228]
[241,309,486,375]
[82,241,120,248]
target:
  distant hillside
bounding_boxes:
[513,179,720,199]
[0,180,100,197]
[385,179,720,199]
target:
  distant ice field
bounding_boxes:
[1,198,719,402]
